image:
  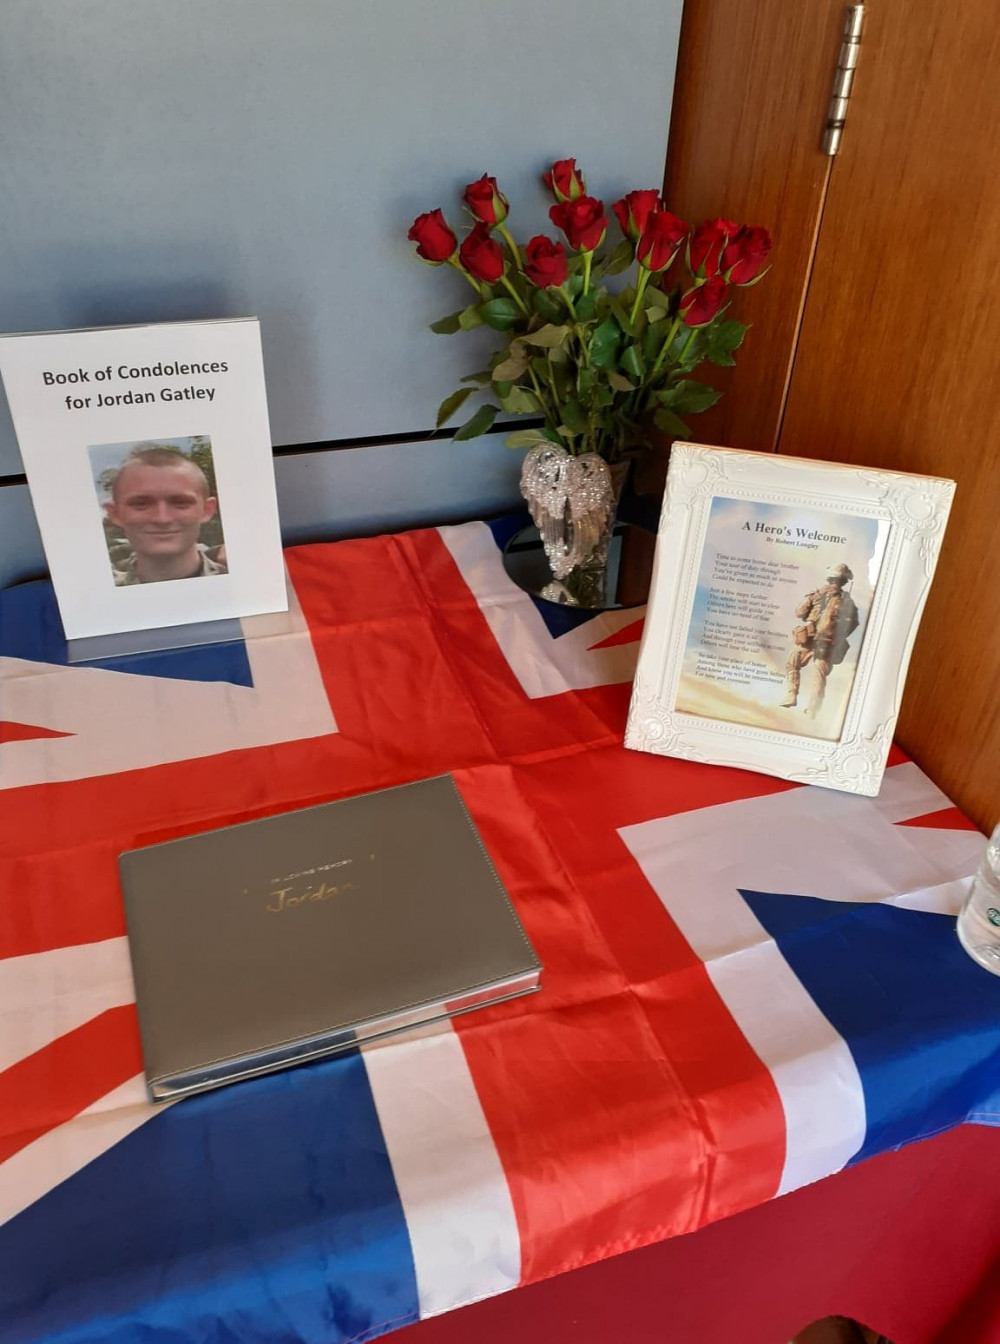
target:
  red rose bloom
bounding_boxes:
[721,225,772,285]
[688,217,739,277]
[549,196,607,252]
[680,276,728,327]
[462,173,510,226]
[543,158,586,203]
[459,221,505,283]
[636,209,689,272]
[612,190,661,243]
[524,235,568,288]
[407,208,458,264]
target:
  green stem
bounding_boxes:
[527,366,551,424]
[581,250,593,296]
[498,223,522,271]
[543,356,562,430]
[677,326,699,365]
[500,273,531,317]
[559,285,578,319]
[649,314,683,382]
[448,256,485,297]
[629,268,651,325]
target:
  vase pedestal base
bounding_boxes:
[501,521,654,612]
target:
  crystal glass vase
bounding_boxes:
[519,444,629,609]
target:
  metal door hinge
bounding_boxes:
[822,4,864,155]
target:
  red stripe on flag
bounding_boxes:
[453,754,791,1284]
[0,1006,142,1164]
[896,806,981,833]
[389,532,793,1279]
[0,721,72,744]
[587,617,644,650]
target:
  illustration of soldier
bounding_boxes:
[781,562,860,716]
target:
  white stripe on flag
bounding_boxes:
[0,937,133,1074]
[363,1022,521,1316]
[0,565,335,789]
[439,522,642,698]
[619,762,984,1196]
[0,1074,162,1227]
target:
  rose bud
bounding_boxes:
[459,220,506,283]
[407,208,459,264]
[463,173,510,227]
[549,196,608,252]
[543,157,587,203]
[524,235,568,288]
[688,217,739,278]
[721,225,772,285]
[612,190,661,243]
[635,209,689,272]
[680,275,728,327]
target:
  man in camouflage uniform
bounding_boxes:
[104,445,228,586]
[781,562,859,715]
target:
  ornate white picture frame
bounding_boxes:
[625,444,955,795]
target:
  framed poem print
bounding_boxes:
[625,444,955,795]
[0,317,287,644]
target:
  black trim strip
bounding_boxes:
[0,418,542,487]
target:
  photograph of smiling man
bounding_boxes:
[89,436,227,586]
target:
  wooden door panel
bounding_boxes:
[662,0,845,452]
[778,0,1000,828]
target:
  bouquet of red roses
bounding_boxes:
[408,158,770,464]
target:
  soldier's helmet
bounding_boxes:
[826,562,853,583]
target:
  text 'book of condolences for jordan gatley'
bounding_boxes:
[0,317,286,641]
[119,775,543,1102]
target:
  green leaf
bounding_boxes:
[643,318,668,361]
[500,386,541,415]
[430,310,463,335]
[506,428,552,450]
[460,371,492,385]
[589,319,621,368]
[532,288,565,323]
[561,397,589,434]
[610,298,635,336]
[653,407,693,440]
[704,319,747,366]
[523,323,569,348]
[479,298,521,331]
[660,379,723,415]
[644,304,668,324]
[620,345,645,380]
[601,238,634,277]
[458,304,485,331]
[453,403,500,441]
[435,386,474,429]
[606,370,634,393]
[492,341,529,381]
[574,292,598,321]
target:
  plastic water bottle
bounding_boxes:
[957,823,1000,973]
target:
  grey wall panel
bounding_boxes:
[275,435,523,545]
[0,433,523,588]
[0,0,682,476]
[0,485,46,588]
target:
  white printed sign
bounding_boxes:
[0,318,286,639]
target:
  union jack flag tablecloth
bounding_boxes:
[2,519,998,1344]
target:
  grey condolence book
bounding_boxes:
[120,775,542,1102]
